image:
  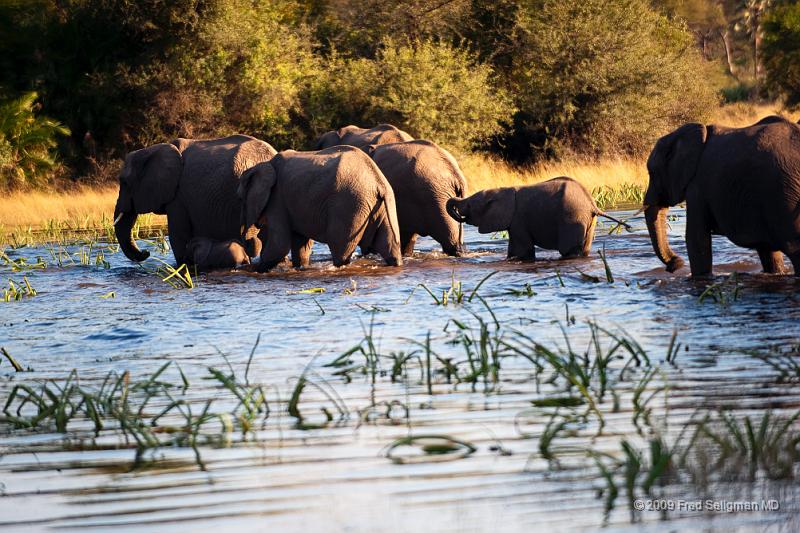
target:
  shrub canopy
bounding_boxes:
[762,3,800,108]
[503,0,719,160]
[304,39,514,151]
[0,0,764,187]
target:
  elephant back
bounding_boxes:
[177,135,277,241]
[373,139,466,198]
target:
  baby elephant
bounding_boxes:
[446,177,629,260]
[186,237,250,270]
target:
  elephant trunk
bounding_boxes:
[644,205,683,272]
[446,198,466,223]
[114,207,150,262]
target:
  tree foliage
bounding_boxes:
[0,0,794,188]
[762,2,800,107]
[0,92,70,188]
[503,0,719,159]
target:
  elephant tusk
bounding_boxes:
[113,212,124,225]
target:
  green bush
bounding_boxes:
[721,82,755,103]
[0,93,70,189]
[304,39,515,151]
[762,3,800,108]
[163,1,323,149]
[505,0,719,158]
[0,0,317,155]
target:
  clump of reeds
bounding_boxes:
[0,355,272,469]
[2,276,37,301]
[407,270,498,307]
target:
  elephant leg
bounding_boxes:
[508,230,535,260]
[685,204,713,277]
[401,232,417,256]
[328,206,368,267]
[329,239,358,267]
[291,233,313,268]
[757,248,787,274]
[429,222,463,257]
[582,217,598,256]
[558,222,589,259]
[258,228,291,272]
[370,222,402,266]
[166,201,192,265]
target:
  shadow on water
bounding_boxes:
[1,207,800,532]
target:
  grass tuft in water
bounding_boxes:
[0,355,276,470]
[407,270,498,306]
[3,276,37,301]
[139,258,195,289]
[0,347,24,371]
[698,273,741,305]
[598,244,614,283]
[385,435,476,464]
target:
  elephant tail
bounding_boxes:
[595,210,632,231]
[378,191,400,247]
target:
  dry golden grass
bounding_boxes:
[0,186,119,229]
[460,154,648,195]
[711,102,800,128]
[0,186,167,233]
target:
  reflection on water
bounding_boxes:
[1,208,800,532]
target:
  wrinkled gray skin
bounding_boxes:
[368,140,467,256]
[186,237,250,270]
[644,115,800,276]
[314,124,413,150]
[113,135,276,265]
[447,177,629,260]
[238,146,403,271]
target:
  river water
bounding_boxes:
[1,208,799,532]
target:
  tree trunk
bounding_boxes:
[720,29,737,79]
[754,18,763,83]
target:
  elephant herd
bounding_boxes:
[114,117,800,277]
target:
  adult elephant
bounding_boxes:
[113,135,276,265]
[237,145,403,271]
[314,124,413,150]
[644,116,800,276]
[369,140,466,256]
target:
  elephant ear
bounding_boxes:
[120,143,182,214]
[478,188,516,234]
[232,139,278,177]
[645,123,707,207]
[237,161,277,230]
[364,144,379,156]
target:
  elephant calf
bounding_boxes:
[186,237,250,270]
[314,124,413,150]
[369,140,467,256]
[446,177,629,260]
[238,146,403,271]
